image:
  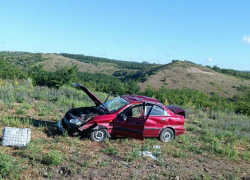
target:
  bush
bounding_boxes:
[42,150,64,166]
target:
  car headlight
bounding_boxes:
[69,118,83,126]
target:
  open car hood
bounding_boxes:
[72,83,111,113]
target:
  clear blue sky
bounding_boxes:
[0,0,250,70]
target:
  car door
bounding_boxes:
[112,104,147,140]
[144,104,168,137]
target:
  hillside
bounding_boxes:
[39,54,119,75]
[1,51,250,99]
[36,54,250,98]
[138,61,250,98]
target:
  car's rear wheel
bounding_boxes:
[89,129,108,142]
[159,128,174,142]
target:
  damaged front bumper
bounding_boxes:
[56,119,66,134]
[57,117,82,135]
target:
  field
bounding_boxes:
[0,80,250,179]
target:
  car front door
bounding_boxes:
[113,104,147,140]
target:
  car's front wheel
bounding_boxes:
[89,129,108,142]
[159,128,174,142]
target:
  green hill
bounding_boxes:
[1,51,250,99]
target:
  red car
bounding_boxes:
[57,83,185,142]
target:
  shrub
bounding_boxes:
[42,150,64,166]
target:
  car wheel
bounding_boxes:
[159,128,174,143]
[89,129,108,142]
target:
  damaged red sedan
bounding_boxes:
[57,83,185,142]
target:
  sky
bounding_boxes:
[0,0,250,70]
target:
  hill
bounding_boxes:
[38,54,250,98]
[39,54,119,75]
[1,51,250,99]
[139,60,250,98]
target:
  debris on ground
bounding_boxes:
[2,127,31,147]
[153,145,161,149]
[139,151,158,160]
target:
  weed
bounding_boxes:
[186,125,197,131]
[0,152,23,179]
[126,149,140,162]
[240,151,250,161]
[221,144,239,159]
[22,102,32,110]
[173,149,188,158]
[42,150,64,166]
[16,108,26,115]
[102,147,119,156]
[210,82,216,86]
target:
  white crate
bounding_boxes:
[2,127,31,147]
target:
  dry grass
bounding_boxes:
[39,54,118,75]
[139,61,250,98]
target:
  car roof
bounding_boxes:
[121,95,160,103]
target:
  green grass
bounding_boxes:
[41,150,64,166]
[0,80,250,179]
[0,151,23,179]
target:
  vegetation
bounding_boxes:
[0,60,27,79]
[0,57,78,88]
[31,65,79,88]
[0,51,46,69]
[1,51,250,178]
[1,51,250,115]
[0,80,249,179]
[77,71,141,95]
[60,53,157,70]
[207,65,250,80]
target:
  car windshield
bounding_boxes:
[103,96,129,113]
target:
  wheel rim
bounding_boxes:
[94,130,104,141]
[163,132,171,142]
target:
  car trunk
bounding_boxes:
[165,105,185,117]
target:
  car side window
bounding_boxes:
[124,105,143,118]
[145,105,167,116]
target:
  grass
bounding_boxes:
[0,152,23,179]
[0,80,250,179]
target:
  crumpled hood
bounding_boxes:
[72,83,110,113]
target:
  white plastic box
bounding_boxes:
[2,127,31,147]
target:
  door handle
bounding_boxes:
[161,118,165,121]
[136,122,141,124]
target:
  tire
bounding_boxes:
[89,129,108,142]
[159,128,174,143]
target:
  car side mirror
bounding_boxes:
[121,114,127,121]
